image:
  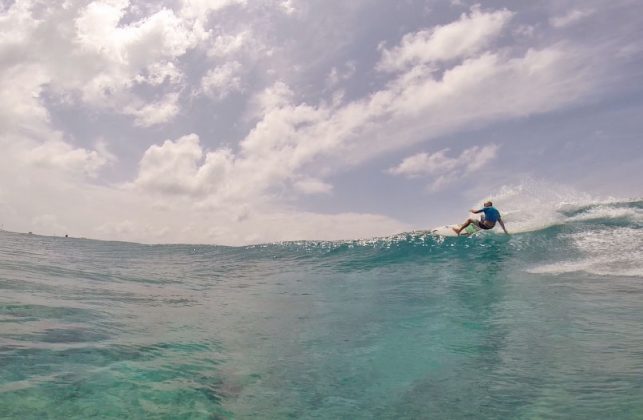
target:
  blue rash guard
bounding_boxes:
[480,206,501,223]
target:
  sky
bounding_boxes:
[0,0,642,245]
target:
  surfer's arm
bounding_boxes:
[470,208,482,214]
[498,219,509,235]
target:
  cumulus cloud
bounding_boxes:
[247,81,295,118]
[132,134,234,197]
[0,0,242,129]
[74,4,201,81]
[69,3,213,122]
[131,128,333,204]
[137,61,183,86]
[0,0,244,200]
[208,30,253,58]
[0,64,50,136]
[388,144,499,191]
[124,93,181,127]
[378,6,513,72]
[200,61,243,99]
[25,139,113,178]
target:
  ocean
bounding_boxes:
[1,199,642,419]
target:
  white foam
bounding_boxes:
[472,179,639,234]
[472,179,596,233]
[468,180,642,277]
[527,227,643,277]
[567,205,643,223]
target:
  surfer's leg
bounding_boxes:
[454,218,474,235]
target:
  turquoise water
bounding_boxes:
[1,200,642,419]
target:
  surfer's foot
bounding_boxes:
[452,227,460,235]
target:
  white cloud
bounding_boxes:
[0,0,240,131]
[0,64,51,137]
[0,0,40,53]
[234,42,595,184]
[0,135,408,244]
[549,9,594,28]
[326,61,357,88]
[130,126,339,209]
[163,25,594,210]
[132,134,234,196]
[280,0,297,15]
[388,144,499,191]
[137,61,183,86]
[75,4,200,62]
[73,4,204,105]
[25,139,112,178]
[293,178,333,195]
[208,30,252,58]
[247,81,295,118]
[95,139,118,165]
[200,61,243,99]
[179,0,246,21]
[124,93,181,127]
[387,149,459,178]
[378,5,513,72]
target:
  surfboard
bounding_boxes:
[431,223,479,237]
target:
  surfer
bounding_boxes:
[453,201,509,235]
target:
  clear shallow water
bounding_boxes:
[1,201,642,419]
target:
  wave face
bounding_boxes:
[1,200,642,419]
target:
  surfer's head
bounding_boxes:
[484,201,493,207]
